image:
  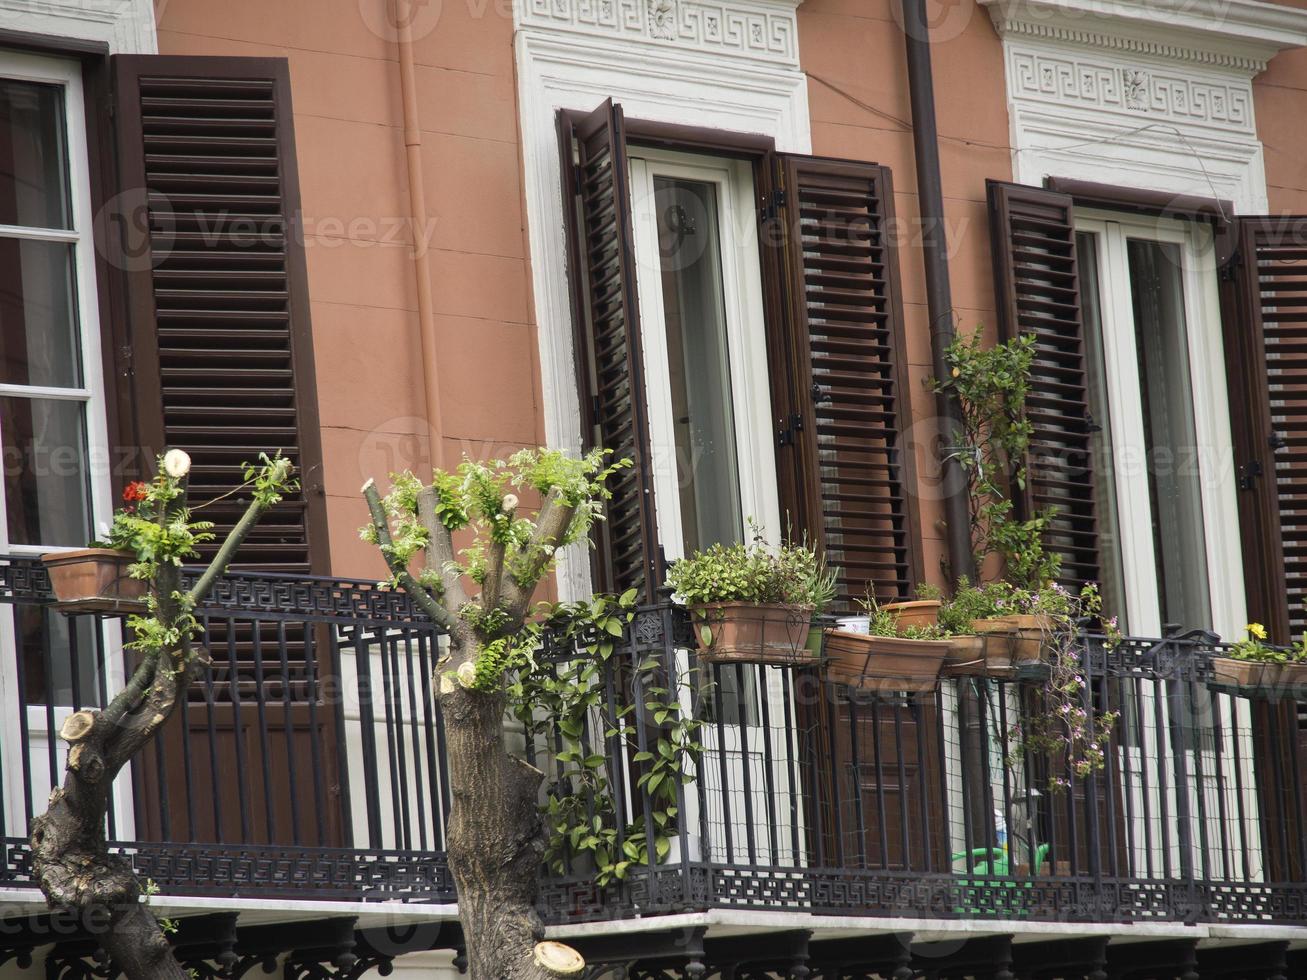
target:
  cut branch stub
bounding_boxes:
[534,942,585,976]
[59,710,98,744]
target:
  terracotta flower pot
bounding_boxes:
[943,634,986,676]
[42,548,146,613]
[691,602,815,665]
[881,599,941,631]
[970,618,1018,675]
[824,630,950,692]
[1278,661,1307,697]
[999,613,1052,665]
[1211,657,1272,691]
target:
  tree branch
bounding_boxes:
[363,479,461,633]
[185,492,276,608]
[417,485,468,614]
[501,490,576,622]
[479,495,518,615]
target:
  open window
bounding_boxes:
[988,178,1307,884]
[560,99,924,610]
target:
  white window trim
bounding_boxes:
[627,148,780,559]
[0,50,128,838]
[1075,210,1245,641]
[0,50,113,558]
[513,0,809,599]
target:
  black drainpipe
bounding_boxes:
[900,0,976,585]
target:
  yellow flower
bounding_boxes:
[1247,623,1267,641]
[951,367,961,378]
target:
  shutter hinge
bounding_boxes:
[777,418,794,447]
[591,395,601,420]
[1238,459,1263,490]
[1219,248,1243,282]
[760,189,787,222]
[573,165,583,198]
[1269,432,1288,451]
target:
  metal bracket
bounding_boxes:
[1238,459,1264,490]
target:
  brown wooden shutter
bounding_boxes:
[1219,216,1307,643]
[770,155,923,608]
[987,180,1100,592]
[111,56,327,573]
[559,100,661,599]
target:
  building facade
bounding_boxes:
[2,0,1307,975]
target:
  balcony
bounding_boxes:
[1,560,1305,968]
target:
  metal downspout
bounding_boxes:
[396,0,445,470]
[900,0,976,584]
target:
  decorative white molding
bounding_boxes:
[519,0,800,67]
[513,2,808,598]
[1009,50,1255,133]
[0,0,156,54]
[981,0,1307,74]
[982,0,1307,213]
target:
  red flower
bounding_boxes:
[123,481,149,503]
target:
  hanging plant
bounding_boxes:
[933,327,1059,590]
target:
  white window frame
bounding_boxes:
[0,50,113,557]
[0,49,124,837]
[626,146,780,557]
[626,147,805,868]
[1074,210,1246,642]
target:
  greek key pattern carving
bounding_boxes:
[1009,48,1254,133]
[520,0,799,66]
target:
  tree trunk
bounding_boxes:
[442,659,560,980]
[31,726,186,980]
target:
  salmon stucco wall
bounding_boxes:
[154,0,538,577]
[1258,1,1307,212]
[799,0,1012,591]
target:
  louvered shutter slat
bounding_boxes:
[1221,218,1307,642]
[776,157,923,608]
[113,56,326,574]
[987,181,1100,592]
[560,101,661,598]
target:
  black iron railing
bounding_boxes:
[2,559,1305,926]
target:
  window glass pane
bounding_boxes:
[1076,231,1128,629]
[0,238,80,387]
[18,604,99,706]
[1,395,90,547]
[1127,239,1211,631]
[654,176,743,553]
[0,79,70,230]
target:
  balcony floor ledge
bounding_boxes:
[545,909,1307,947]
[0,887,459,931]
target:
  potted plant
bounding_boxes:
[1280,633,1307,694]
[882,585,943,631]
[1211,624,1287,692]
[41,481,155,613]
[824,594,952,692]
[666,534,830,665]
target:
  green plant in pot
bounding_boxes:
[666,531,831,664]
[1212,623,1288,692]
[823,589,952,692]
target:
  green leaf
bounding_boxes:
[699,625,714,647]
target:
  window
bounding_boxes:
[1074,213,1242,639]
[627,147,779,565]
[562,101,923,607]
[0,52,111,707]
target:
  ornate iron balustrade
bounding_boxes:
[1,556,1304,927]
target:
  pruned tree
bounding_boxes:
[360,449,624,980]
[30,450,298,980]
